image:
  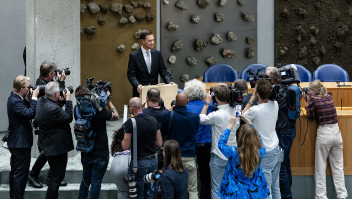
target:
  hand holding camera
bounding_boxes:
[64,88,71,101]
[32,87,40,98]
[205,91,212,104]
[57,70,67,81]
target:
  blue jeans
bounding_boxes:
[278,128,296,199]
[209,153,228,199]
[135,158,158,199]
[261,145,284,199]
[78,155,109,199]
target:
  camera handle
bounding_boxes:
[131,118,138,173]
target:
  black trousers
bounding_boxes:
[9,147,31,199]
[30,151,48,178]
[45,153,68,199]
[196,144,211,199]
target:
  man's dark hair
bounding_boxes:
[140,30,153,40]
[234,79,248,92]
[147,88,160,103]
[256,78,272,100]
[75,84,90,98]
[40,61,57,77]
[214,84,230,103]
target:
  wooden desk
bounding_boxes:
[291,108,352,176]
[204,82,352,108]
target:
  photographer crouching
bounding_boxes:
[303,80,347,199]
[36,82,74,199]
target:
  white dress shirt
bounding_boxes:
[141,46,152,71]
[244,100,279,152]
[199,104,240,161]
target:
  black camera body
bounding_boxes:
[60,86,74,96]
[278,64,301,85]
[29,84,45,93]
[246,68,270,88]
[226,83,243,107]
[123,173,137,198]
[301,87,308,95]
[144,170,162,183]
[56,68,71,76]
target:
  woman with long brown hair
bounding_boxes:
[161,140,189,199]
[303,80,347,199]
[110,125,131,199]
[217,114,269,199]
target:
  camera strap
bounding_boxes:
[131,118,138,173]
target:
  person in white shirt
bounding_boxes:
[243,78,283,199]
[199,84,240,199]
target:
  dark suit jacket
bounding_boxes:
[7,92,37,148]
[36,97,74,156]
[127,48,171,97]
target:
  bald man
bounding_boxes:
[122,97,162,199]
[160,93,200,199]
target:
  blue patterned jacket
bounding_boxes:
[217,126,269,199]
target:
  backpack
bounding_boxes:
[287,85,301,120]
[74,95,97,152]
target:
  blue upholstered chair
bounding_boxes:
[284,64,312,82]
[313,64,349,82]
[240,64,268,81]
[178,88,184,93]
[202,64,238,82]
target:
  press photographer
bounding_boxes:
[122,97,162,198]
[36,81,74,199]
[74,80,119,199]
[266,65,301,199]
[199,84,240,199]
[143,140,189,199]
[28,61,70,188]
[7,75,39,199]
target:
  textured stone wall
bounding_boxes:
[275,0,352,77]
[27,0,80,157]
[80,0,157,113]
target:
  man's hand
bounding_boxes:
[240,115,252,125]
[227,115,239,130]
[107,91,111,102]
[32,87,40,98]
[64,88,71,101]
[137,85,142,95]
[169,82,175,85]
[57,70,67,81]
[205,91,212,103]
[250,86,258,101]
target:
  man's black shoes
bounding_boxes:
[28,176,43,188]
[46,178,68,187]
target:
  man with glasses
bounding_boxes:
[7,75,39,199]
[28,61,68,188]
[36,82,74,199]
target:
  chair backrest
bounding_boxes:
[284,64,312,82]
[177,88,184,93]
[202,64,238,82]
[240,64,268,81]
[313,64,349,82]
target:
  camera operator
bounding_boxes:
[142,88,169,170]
[122,97,163,199]
[199,84,240,199]
[7,75,39,199]
[36,82,74,199]
[242,78,282,199]
[183,79,213,199]
[233,79,258,109]
[265,66,297,199]
[28,61,68,188]
[74,84,119,199]
[303,80,347,199]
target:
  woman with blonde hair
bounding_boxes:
[304,80,347,199]
[217,113,269,199]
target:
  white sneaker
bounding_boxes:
[2,142,9,149]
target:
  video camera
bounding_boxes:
[277,64,301,85]
[246,68,270,88]
[209,84,243,111]
[55,68,71,76]
[85,77,112,111]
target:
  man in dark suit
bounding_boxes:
[36,82,74,199]
[7,75,39,199]
[127,30,174,97]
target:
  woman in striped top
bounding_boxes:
[304,80,347,199]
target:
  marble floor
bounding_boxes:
[0,119,124,172]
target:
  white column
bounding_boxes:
[27,0,80,158]
[257,0,275,66]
